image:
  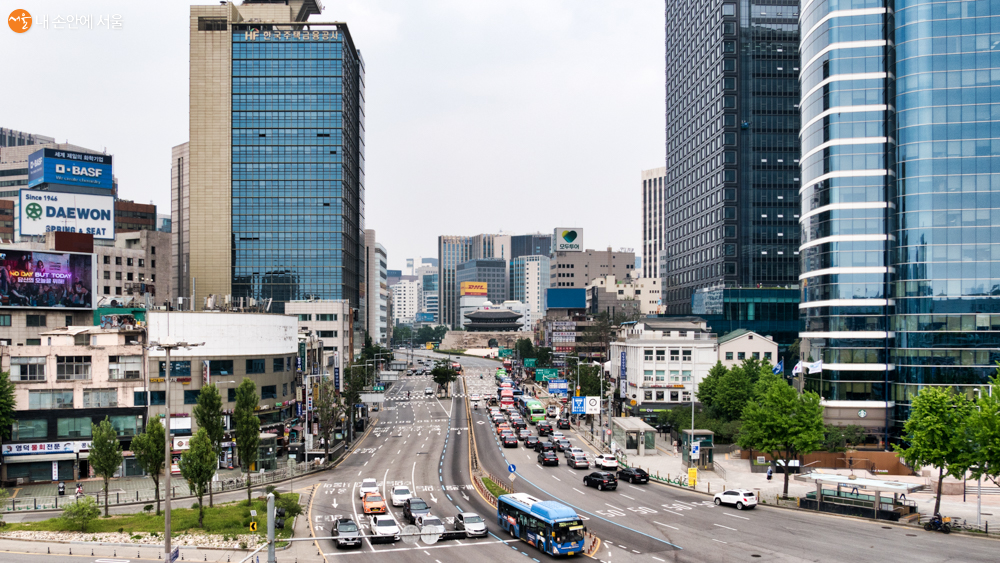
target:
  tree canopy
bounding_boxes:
[193,383,224,507]
[234,377,261,505]
[89,417,124,516]
[180,428,216,527]
[131,417,166,514]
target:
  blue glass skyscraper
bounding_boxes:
[799,0,1000,443]
[188,1,363,314]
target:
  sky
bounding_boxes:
[5,1,665,272]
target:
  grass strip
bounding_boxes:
[481,476,507,499]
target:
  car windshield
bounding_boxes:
[394,487,410,495]
[362,480,376,487]
[367,495,383,503]
[422,518,443,527]
[410,500,428,510]
[554,519,585,544]
[339,522,358,532]
[742,491,755,497]
[464,515,483,523]
[376,519,396,528]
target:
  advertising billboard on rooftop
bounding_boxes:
[0,248,95,310]
[460,281,488,296]
[28,148,113,190]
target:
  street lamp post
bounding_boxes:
[150,339,204,562]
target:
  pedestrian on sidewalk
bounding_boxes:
[766,467,773,482]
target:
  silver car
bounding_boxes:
[333,518,362,548]
[455,512,487,538]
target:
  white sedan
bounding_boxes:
[391,485,412,507]
[714,489,757,510]
[358,478,379,499]
[369,514,401,542]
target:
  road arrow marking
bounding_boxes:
[333,499,338,508]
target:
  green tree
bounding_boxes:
[967,371,1000,489]
[179,428,216,527]
[61,496,100,532]
[394,325,412,344]
[432,361,459,396]
[131,417,166,515]
[822,424,868,452]
[696,361,728,411]
[576,364,608,397]
[193,383,224,507]
[514,338,535,361]
[535,347,553,368]
[314,378,345,461]
[342,367,365,442]
[89,417,124,516]
[738,374,825,496]
[710,358,769,422]
[894,385,975,515]
[234,377,261,505]
[0,370,15,440]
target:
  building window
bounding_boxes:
[682,350,692,361]
[10,357,46,382]
[184,390,201,405]
[227,388,236,402]
[57,417,93,438]
[656,349,666,361]
[151,246,156,255]
[682,371,692,382]
[282,383,288,396]
[104,286,111,295]
[656,391,665,401]
[151,260,156,267]
[83,389,117,408]
[65,315,72,326]
[26,315,46,327]
[12,419,48,440]
[752,352,760,359]
[317,314,337,321]
[0,315,8,326]
[725,351,734,360]
[764,352,772,360]
[127,272,134,281]
[722,3,735,15]
[159,361,192,377]
[670,349,679,361]
[115,272,122,281]
[670,391,679,401]
[134,391,148,406]
[261,385,277,399]
[644,349,653,361]
[150,391,166,405]
[670,370,680,382]
[115,286,122,295]
[317,330,336,338]
[103,255,110,264]
[126,258,133,267]
[643,370,653,382]
[138,259,145,267]
[115,257,122,265]
[273,358,284,372]
[297,314,312,321]
[246,359,265,374]
[737,352,746,360]
[110,415,138,437]
[57,356,91,380]
[103,271,110,280]
[656,370,665,382]
[28,390,73,409]
[109,355,142,379]
[644,391,653,400]
[26,338,40,346]
[210,360,233,375]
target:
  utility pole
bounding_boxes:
[150,338,204,562]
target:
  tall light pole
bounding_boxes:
[150,339,204,561]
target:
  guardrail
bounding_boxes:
[2,458,328,513]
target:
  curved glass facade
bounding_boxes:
[891,0,1000,425]
[229,26,364,314]
[799,0,895,437]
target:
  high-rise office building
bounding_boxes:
[364,229,387,344]
[0,128,53,148]
[511,255,550,327]
[549,248,636,288]
[186,1,364,314]
[642,167,666,280]
[661,0,801,314]
[799,0,1000,443]
[438,234,501,328]
[510,233,552,300]
[456,258,508,305]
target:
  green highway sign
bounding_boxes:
[524,358,537,368]
[535,368,559,382]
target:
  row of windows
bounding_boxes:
[133,383,289,406]
[102,255,152,266]
[12,415,139,440]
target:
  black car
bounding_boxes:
[554,438,572,452]
[538,451,559,466]
[510,419,527,431]
[524,436,540,449]
[618,467,649,484]
[403,497,431,523]
[534,440,556,453]
[583,471,618,491]
[557,418,571,429]
[536,422,553,436]
[502,434,519,448]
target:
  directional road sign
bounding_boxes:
[508,463,516,473]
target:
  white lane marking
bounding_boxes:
[714,523,737,531]
[632,550,640,554]
[364,461,368,466]
[724,512,749,520]
[662,509,683,516]
[712,539,728,544]
[358,471,362,476]
[620,494,635,500]
[652,557,666,562]
[604,503,622,509]
[398,450,402,455]
[572,488,586,495]
[653,521,678,530]
[551,475,561,481]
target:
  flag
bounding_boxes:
[792,362,803,375]
[772,359,784,375]
[808,360,824,374]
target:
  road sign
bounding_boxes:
[585,396,601,415]
[508,473,517,482]
[688,468,698,487]
[249,521,257,532]
[401,524,420,544]
[524,358,536,368]
[571,396,585,414]
[508,463,516,473]
[250,510,257,517]
[691,442,700,456]
[170,547,180,563]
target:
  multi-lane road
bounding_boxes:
[4,350,998,563]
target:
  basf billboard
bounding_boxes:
[28,148,113,190]
[553,228,583,252]
[19,190,115,240]
[0,248,95,309]
[460,281,488,296]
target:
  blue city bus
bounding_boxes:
[497,493,586,556]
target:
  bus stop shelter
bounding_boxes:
[795,472,923,522]
[610,417,657,456]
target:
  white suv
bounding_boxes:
[595,454,618,470]
[714,489,757,510]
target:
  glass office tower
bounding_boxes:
[230,23,363,313]
[799,0,1000,442]
[662,0,801,314]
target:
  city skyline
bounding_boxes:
[4,0,663,263]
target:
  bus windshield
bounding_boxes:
[553,520,585,544]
